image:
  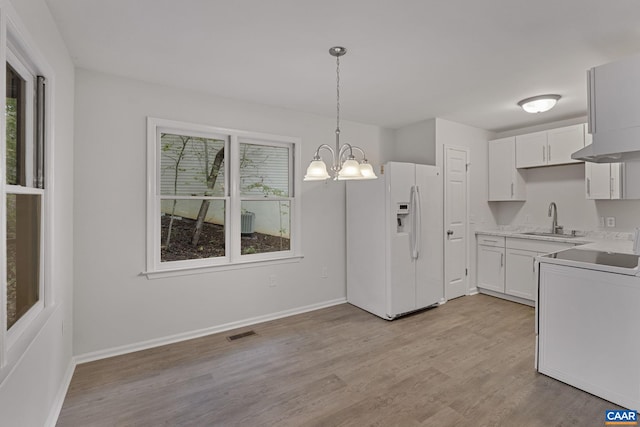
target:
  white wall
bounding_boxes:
[0,0,75,426]
[73,69,390,356]
[393,119,436,164]
[493,117,640,231]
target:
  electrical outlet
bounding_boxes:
[599,217,605,227]
[321,266,328,278]
[268,275,276,287]
[606,217,616,227]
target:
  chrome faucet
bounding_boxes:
[548,202,562,234]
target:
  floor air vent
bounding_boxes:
[227,330,257,341]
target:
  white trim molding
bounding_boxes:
[44,358,76,427]
[75,298,347,364]
[145,117,303,276]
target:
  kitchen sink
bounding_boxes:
[521,232,579,238]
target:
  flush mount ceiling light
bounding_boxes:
[518,94,561,113]
[304,46,377,181]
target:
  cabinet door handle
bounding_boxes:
[542,146,545,163]
[610,176,614,197]
[533,258,536,273]
[511,182,514,197]
[501,253,504,267]
[587,178,591,197]
[587,69,595,134]
[548,145,551,162]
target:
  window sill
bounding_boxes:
[142,254,304,279]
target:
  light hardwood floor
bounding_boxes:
[57,295,618,426]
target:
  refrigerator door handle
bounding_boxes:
[410,185,417,259]
[415,186,422,259]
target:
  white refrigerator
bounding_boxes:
[346,162,444,320]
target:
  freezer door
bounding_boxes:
[415,164,444,307]
[386,162,417,316]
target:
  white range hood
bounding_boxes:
[572,53,640,163]
[572,142,640,163]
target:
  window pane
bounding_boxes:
[160,133,225,197]
[160,199,225,262]
[6,193,41,330]
[239,143,289,197]
[240,201,290,255]
[6,64,25,186]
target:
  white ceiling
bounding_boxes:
[45,0,640,132]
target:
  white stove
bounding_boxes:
[539,248,640,276]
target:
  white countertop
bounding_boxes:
[476,229,591,245]
[476,228,634,250]
[477,228,638,273]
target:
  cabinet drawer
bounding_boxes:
[477,235,505,247]
[506,237,574,253]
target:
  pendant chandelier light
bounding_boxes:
[304,46,377,181]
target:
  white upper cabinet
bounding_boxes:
[585,162,621,200]
[515,131,547,168]
[516,124,586,168]
[546,124,585,166]
[488,137,526,201]
[584,131,623,200]
[588,53,640,156]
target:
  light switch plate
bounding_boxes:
[599,217,605,227]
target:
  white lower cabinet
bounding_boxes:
[477,244,505,292]
[477,234,576,304]
[505,248,537,300]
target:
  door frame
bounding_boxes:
[443,144,470,299]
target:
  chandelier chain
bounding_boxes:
[336,56,340,134]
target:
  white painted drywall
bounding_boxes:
[0,0,75,425]
[393,118,436,164]
[72,69,389,356]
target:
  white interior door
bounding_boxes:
[444,146,468,300]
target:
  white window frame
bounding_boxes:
[0,5,55,376]
[145,117,303,278]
